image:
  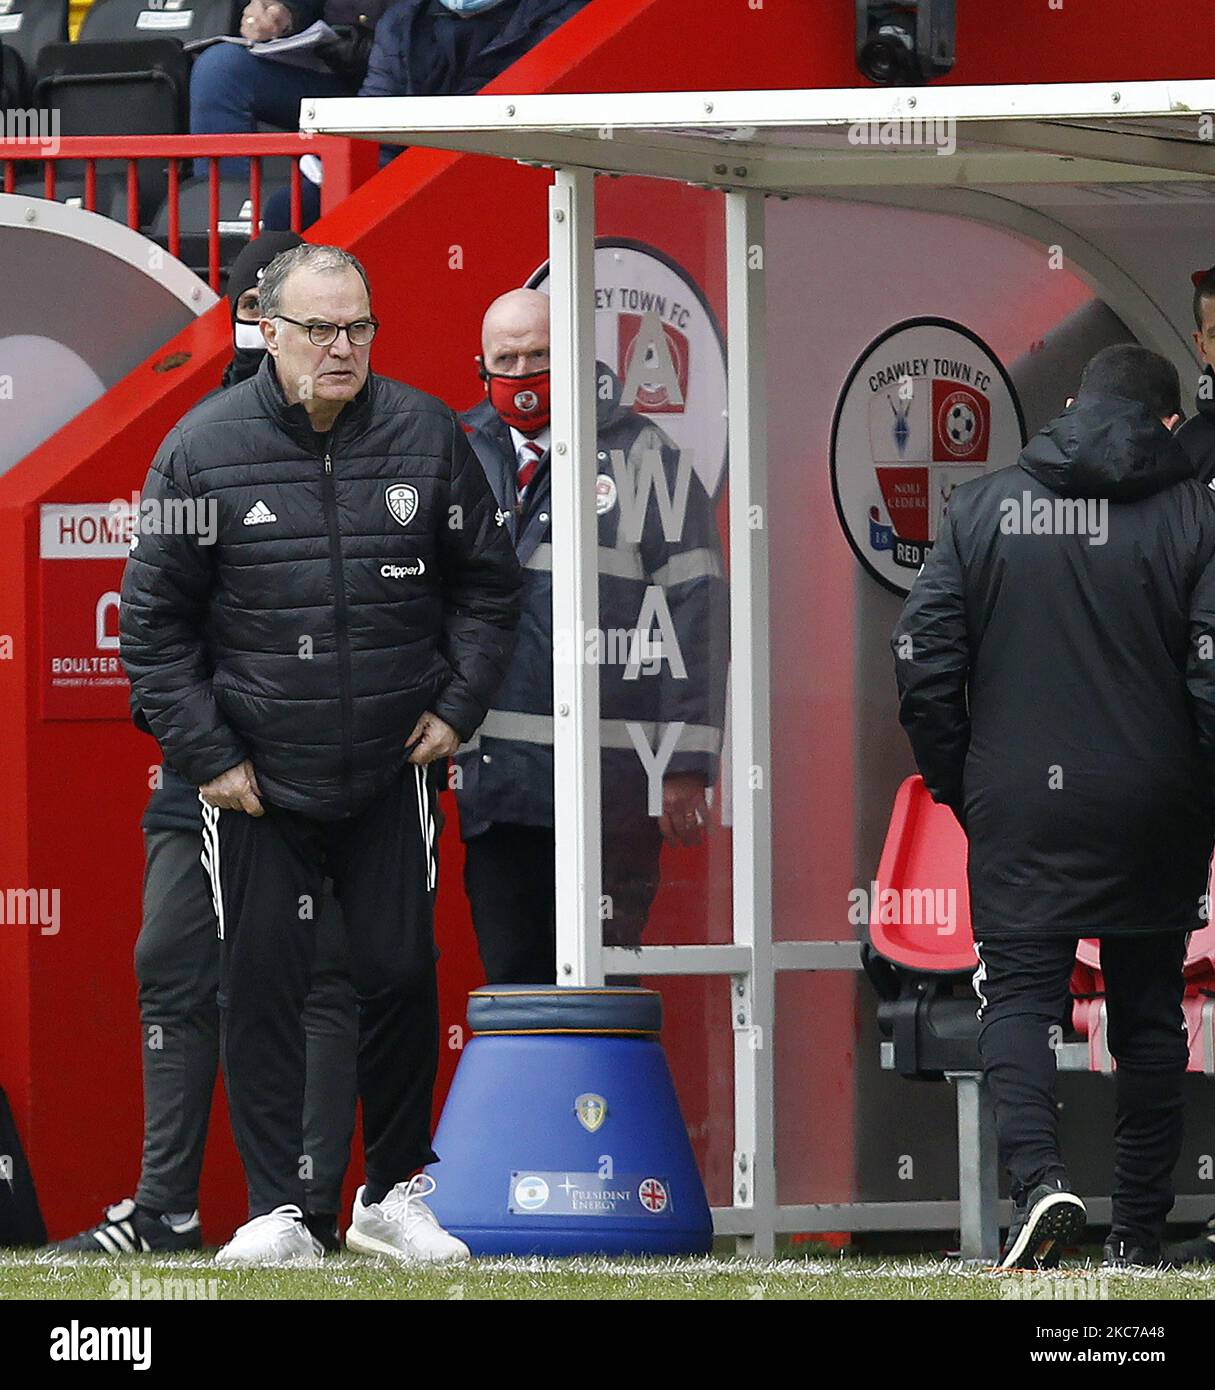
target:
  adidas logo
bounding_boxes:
[243,500,277,526]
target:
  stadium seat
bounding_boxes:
[34,37,191,133]
[9,172,130,222]
[0,36,27,107]
[866,776,1215,1259]
[1072,920,1215,1072]
[866,777,1215,1076]
[147,175,291,282]
[79,0,237,45]
[0,0,69,83]
[32,38,191,224]
[862,777,995,1079]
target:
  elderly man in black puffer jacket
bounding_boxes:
[121,243,521,1267]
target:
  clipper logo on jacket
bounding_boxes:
[381,561,426,579]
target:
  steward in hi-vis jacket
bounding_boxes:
[455,287,728,983]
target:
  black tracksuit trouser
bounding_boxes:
[134,828,357,1216]
[204,764,441,1219]
[973,932,1189,1243]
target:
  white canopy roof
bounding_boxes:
[302,80,1215,191]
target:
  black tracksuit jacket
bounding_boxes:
[893,389,1215,938]
[121,354,522,821]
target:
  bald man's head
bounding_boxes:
[480,288,550,377]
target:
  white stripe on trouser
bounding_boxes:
[414,766,436,892]
[971,940,988,1021]
[198,796,226,940]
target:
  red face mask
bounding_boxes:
[484,368,551,433]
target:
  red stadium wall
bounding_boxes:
[3,0,1214,1241]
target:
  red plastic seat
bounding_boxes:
[1077,919,1215,982]
[867,776,975,975]
[871,777,1215,1074]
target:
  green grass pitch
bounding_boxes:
[3,1250,1214,1300]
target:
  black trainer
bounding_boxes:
[1000,1180,1087,1269]
[1160,1214,1215,1267]
[1103,1232,1161,1268]
[47,1198,201,1255]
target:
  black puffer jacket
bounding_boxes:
[121,354,522,821]
[1174,365,1215,487]
[893,390,1215,938]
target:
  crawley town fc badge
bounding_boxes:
[830,317,1025,597]
[594,474,617,515]
[385,483,418,527]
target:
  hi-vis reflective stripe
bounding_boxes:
[650,547,723,587]
[413,765,436,892]
[460,711,722,755]
[524,543,644,581]
[199,797,225,940]
[522,543,723,587]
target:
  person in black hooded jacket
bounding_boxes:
[892,344,1215,1271]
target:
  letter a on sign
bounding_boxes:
[620,310,684,410]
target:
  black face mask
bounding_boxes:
[226,347,266,385]
[224,318,267,386]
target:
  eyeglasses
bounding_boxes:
[275,315,379,347]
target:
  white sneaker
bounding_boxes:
[345,1175,471,1264]
[214,1204,323,1267]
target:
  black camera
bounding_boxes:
[856,1,956,85]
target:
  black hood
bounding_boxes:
[1018,389,1193,501]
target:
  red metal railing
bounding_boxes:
[0,134,380,290]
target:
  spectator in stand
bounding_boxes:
[190,1,390,174]
[262,0,589,230]
[361,0,589,101]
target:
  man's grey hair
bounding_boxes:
[257,244,372,320]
